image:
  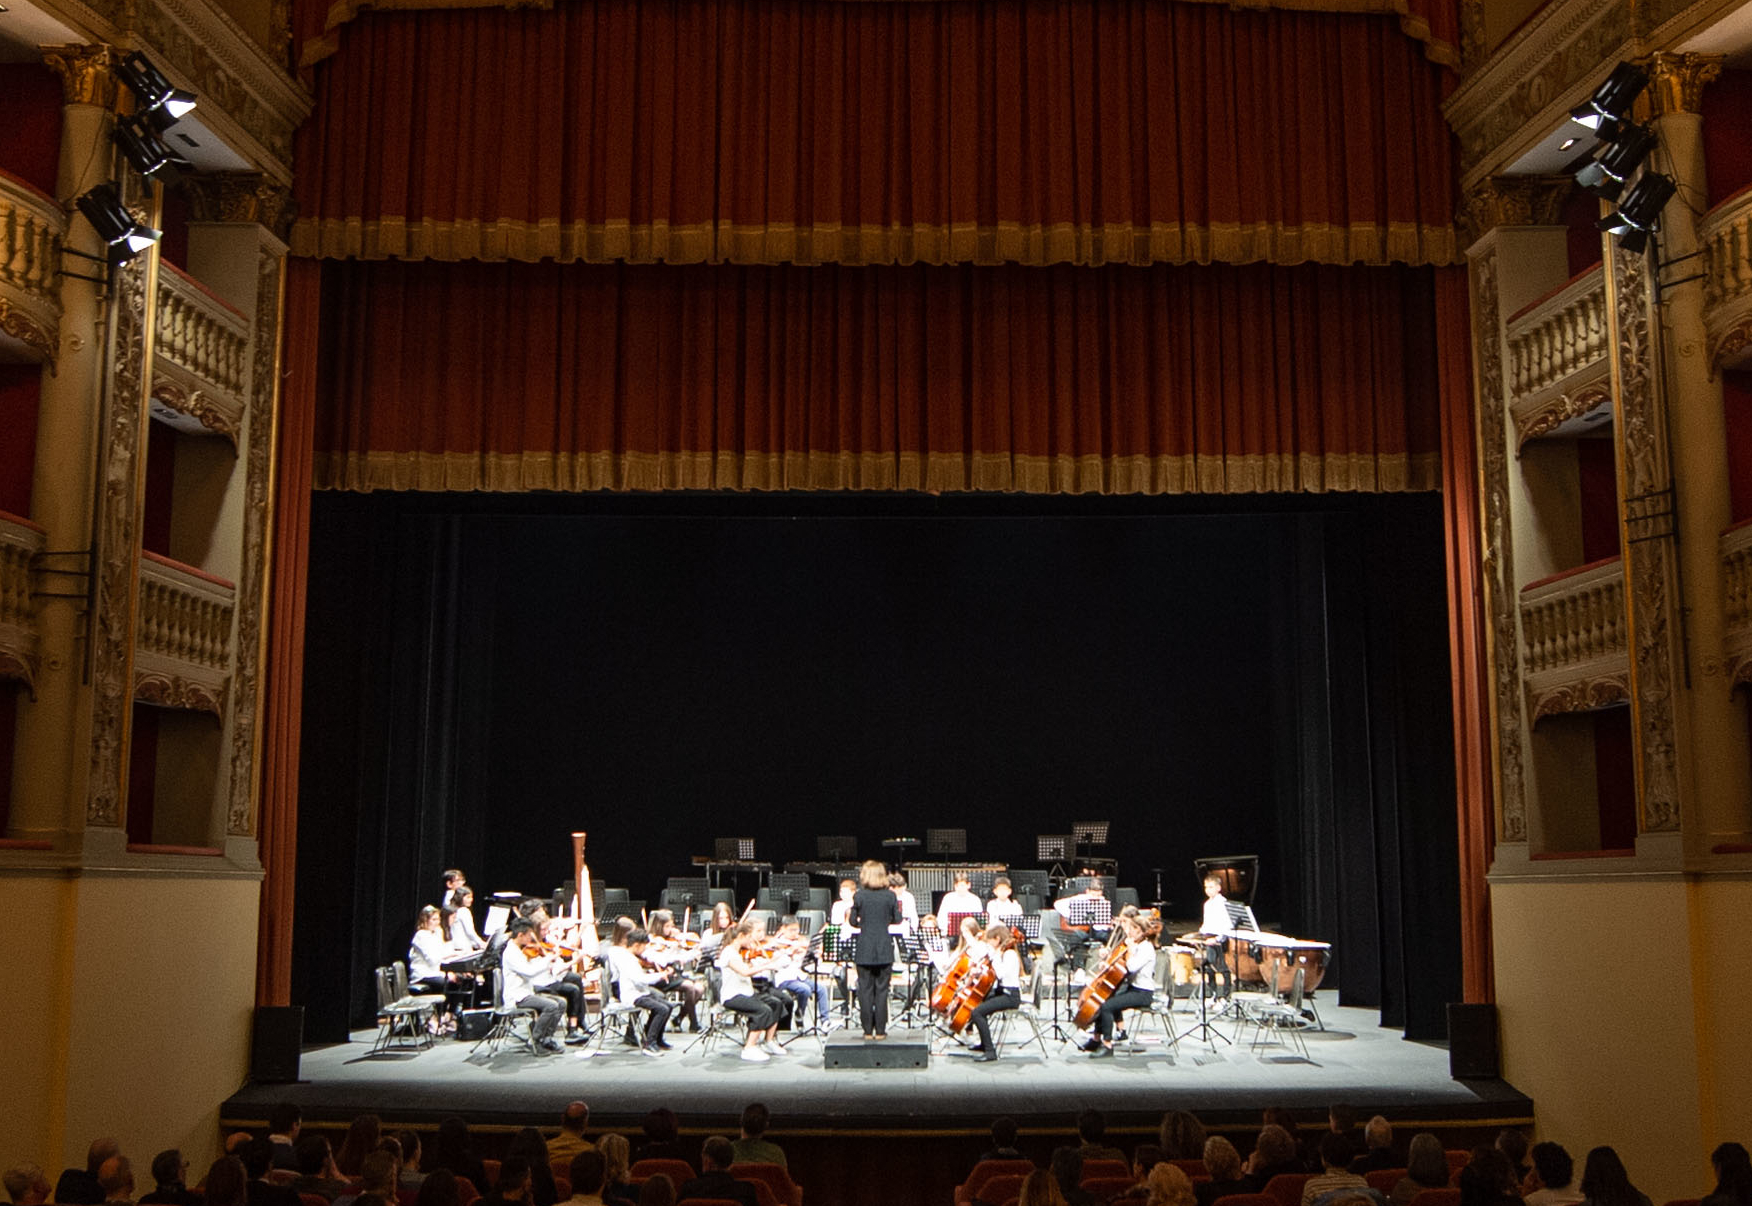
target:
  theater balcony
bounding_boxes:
[1724,518,1752,689]
[1702,183,1752,372]
[0,168,64,366]
[134,550,234,717]
[1519,557,1629,720]
[151,262,251,446]
[1505,262,1611,445]
[0,511,45,690]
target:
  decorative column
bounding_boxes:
[1641,53,1749,848]
[7,47,119,844]
[1460,178,1574,863]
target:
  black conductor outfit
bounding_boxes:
[849,885,901,1037]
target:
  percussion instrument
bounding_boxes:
[1233,931,1332,994]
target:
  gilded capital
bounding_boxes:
[40,44,118,109]
[1645,53,1723,118]
[182,173,297,239]
[1458,176,1572,248]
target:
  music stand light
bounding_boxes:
[926,828,968,856]
[817,835,857,860]
[715,837,756,861]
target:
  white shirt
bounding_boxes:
[501,941,554,1005]
[1202,895,1234,935]
[938,890,983,920]
[718,946,759,1000]
[993,948,1023,991]
[829,898,854,927]
[1125,940,1158,991]
[1054,892,1107,922]
[894,889,919,925]
[449,907,484,950]
[986,896,1023,920]
[408,928,454,979]
[605,946,664,1006]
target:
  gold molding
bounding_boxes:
[40,43,118,108]
[1514,380,1613,449]
[181,172,295,241]
[0,298,59,366]
[151,380,241,443]
[1459,177,1573,248]
[134,670,225,717]
[1711,319,1752,373]
[1527,673,1631,720]
[1645,51,1722,117]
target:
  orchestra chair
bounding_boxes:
[986,960,1052,1059]
[1170,1161,1209,1177]
[592,960,645,1054]
[372,965,436,1052]
[1083,1176,1136,1200]
[1365,1171,1406,1194]
[954,1160,1036,1206]
[1115,887,1140,909]
[708,887,735,909]
[603,887,629,902]
[1262,1173,1316,1206]
[807,887,831,911]
[1081,1160,1130,1182]
[1238,969,1312,1060]
[794,909,827,937]
[1125,978,1184,1054]
[471,969,541,1058]
[746,908,777,933]
[729,1164,802,1206]
[633,1160,700,1186]
[1409,1190,1462,1206]
[681,972,745,1055]
[481,1161,500,1188]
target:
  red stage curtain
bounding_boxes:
[291,1,1458,269]
[256,257,322,1007]
[1435,263,1492,1004]
[312,259,1443,495]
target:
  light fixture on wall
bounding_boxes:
[75,182,162,265]
[1570,61,1649,138]
[112,115,184,185]
[1597,173,1677,255]
[115,51,197,133]
[1574,124,1656,200]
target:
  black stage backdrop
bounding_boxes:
[294,492,1461,1041]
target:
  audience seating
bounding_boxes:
[633,1158,700,1186]
[976,1173,1027,1205]
[1409,1190,1462,1206]
[554,1178,570,1199]
[549,1159,571,1183]
[301,1194,328,1206]
[1365,1170,1407,1193]
[455,1177,480,1205]
[1172,1160,1210,1176]
[482,1159,500,1187]
[1662,1199,1702,1206]
[955,1159,1036,1205]
[1083,1159,1132,1181]
[1444,1153,1470,1171]
[1210,1194,1278,1206]
[730,1162,804,1206]
[1264,1173,1316,1206]
[676,1200,742,1206]
[1084,1175,1136,1198]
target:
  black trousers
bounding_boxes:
[634,993,673,1044]
[540,973,587,1027]
[969,987,1020,1051]
[724,991,785,1031]
[1094,986,1153,1040]
[856,963,892,1035]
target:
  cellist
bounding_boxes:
[966,923,1023,1063]
[1086,914,1156,1059]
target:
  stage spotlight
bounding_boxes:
[1597,172,1677,254]
[113,116,183,185]
[76,182,162,265]
[1571,61,1648,137]
[1574,124,1656,200]
[115,51,197,133]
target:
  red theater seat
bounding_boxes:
[1263,1173,1315,1206]
[956,1160,1036,1206]
[730,1163,803,1206]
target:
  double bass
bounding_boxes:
[1073,938,1131,1029]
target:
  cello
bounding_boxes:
[945,954,998,1033]
[1073,937,1131,1029]
[930,949,971,1013]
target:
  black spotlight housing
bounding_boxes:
[1598,172,1677,255]
[1575,124,1657,200]
[115,51,197,134]
[75,182,163,265]
[113,116,183,185]
[1571,61,1649,135]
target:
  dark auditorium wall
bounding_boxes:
[295,492,1460,1040]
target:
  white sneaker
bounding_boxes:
[763,1040,786,1055]
[740,1047,771,1062]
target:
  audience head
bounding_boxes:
[1133,1147,1164,1178]
[741,1103,772,1138]
[396,1131,422,1172]
[4,1162,50,1206]
[358,1153,397,1194]
[269,1104,302,1141]
[1253,1125,1298,1170]
[1712,1143,1752,1203]
[597,1136,630,1188]
[1320,1133,1354,1173]
[1018,1169,1070,1206]
[1407,1134,1449,1188]
[96,1157,132,1201]
[337,1115,383,1176]
[1159,1111,1207,1160]
[148,1152,186,1190]
[87,1141,122,1177]
[1049,1147,1084,1196]
[223,1135,253,1157]
[568,1152,606,1196]
[636,1174,674,1206]
[559,1100,591,1133]
[1329,1105,1357,1135]
[416,1169,460,1206]
[1580,1147,1638,1206]
[294,1135,335,1177]
[242,1138,276,1180]
[1145,1163,1196,1206]
[374,1138,402,1179]
[643,1109,678,1146]
[990,1117,1019,1150]
[1459,1148,1518,1206]
[1364,1117,1392,1152]
[700,1138,735,1174]
[203,1160,247,1206]
[1530,1143,1574,1192]
[505,1130,548,1168]
[1203,1137,1243,1183]
[1496,1129,1530,1169]
[436,1118,473,1161]
[494,1158,530,1201]
[1263,1108,1300,1137]
[1077,1109,1108,1145]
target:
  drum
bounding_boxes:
[1246,938,1332,994]
[1168,945,1199,997]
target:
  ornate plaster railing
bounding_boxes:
[1519,555,1629,719]
[1701,184,1752,372]
[0,511,46,691]
[134,551,235,716]
[1505,263,1610,447]
[0,169,66,366]
[152,263,250,445]
[1723,519,1752,688]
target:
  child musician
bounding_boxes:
[966,923,1024,1063]
[1088,915,1156,1059]
[718,920,792,1062]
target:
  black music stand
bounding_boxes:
[1176,941,1234,1050]
[817,835,857,861]
[665,877,710,912]
[897,923,938,1024]
[822,925,860,1027]
[926,828,967,856]
[716,837,756,861]
[769,872,810,913]
[780,928,834,1049]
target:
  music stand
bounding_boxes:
[664,877,710,911]
[1065,897,1112,933]
[822,924,860,1027]
[1072,821,1110,850]
[1036,834,1072,862]
[817,835,857,861]
[769,872,810,913]
[1007,869,1050,901]
[780,928,834,1049]
[926,828,968,856]
[897,924,938,1023]
[716,837,756,862]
